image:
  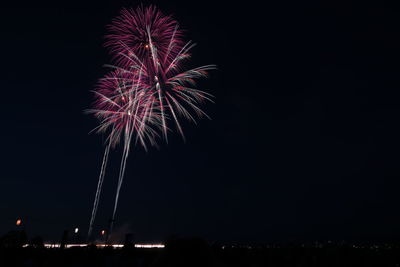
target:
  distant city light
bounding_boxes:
[23,243,165,249]
[134,244,164,248]
[16,219,22,226]
[74,228,79,234]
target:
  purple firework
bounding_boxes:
[105,6,185,71]
[87,5,215,239]
[90,70,161,149]
[87,69,161,239]
[105,5,215,140]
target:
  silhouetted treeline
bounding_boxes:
[1,235,400,266]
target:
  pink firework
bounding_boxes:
[87,5,215,239]
[86,69,161,239]
[90,70,161,149]
[105,5,216,140]
[105,6,185,70]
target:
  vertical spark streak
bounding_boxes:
[109,124,133,237]
[87,139,111,240]
[157,82,168,142]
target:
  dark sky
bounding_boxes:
[1,0,400,243]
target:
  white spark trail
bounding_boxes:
[87,138,112,240]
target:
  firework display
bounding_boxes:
[87,6,215,239]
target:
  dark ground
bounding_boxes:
[1,239,400,267]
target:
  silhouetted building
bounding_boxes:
[124,233,134,248]
[60,230,69,249]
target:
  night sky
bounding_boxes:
[1,1,400,243]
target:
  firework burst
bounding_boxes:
[105,6,216,141]
[87,5,215,239]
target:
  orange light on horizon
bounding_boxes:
[16,219,22,226]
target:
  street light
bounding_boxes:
[16,219,22,226]
[73,227,80,244]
